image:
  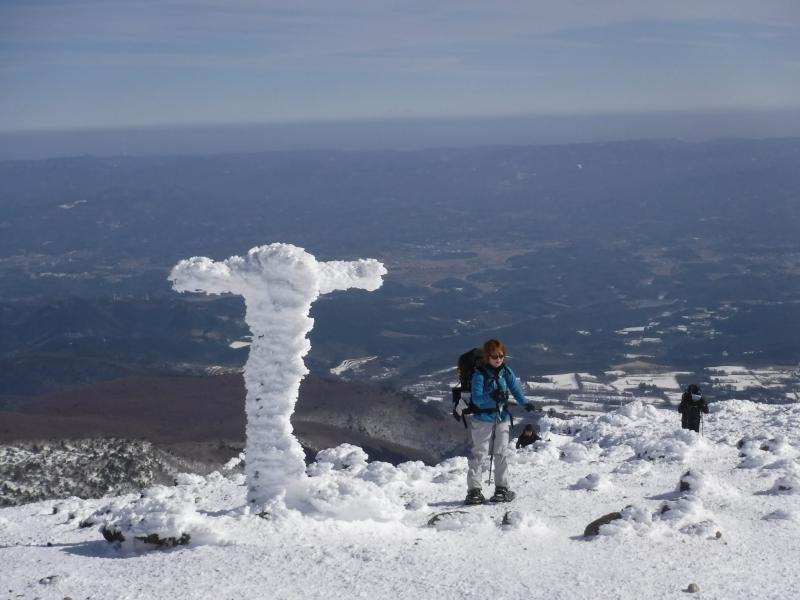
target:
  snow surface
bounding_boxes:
[609,372,687,392]
[527,373,580,391]
[330,356,379,376]
[169,243,386,509]
[3,400,800,599]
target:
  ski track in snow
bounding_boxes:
[2,400,799,600]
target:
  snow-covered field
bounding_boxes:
[527,373,580,391]
[3,400,799,600]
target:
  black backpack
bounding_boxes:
[451,348,508,427]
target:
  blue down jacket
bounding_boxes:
[470,364,530,423]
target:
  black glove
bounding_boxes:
[490,388,508,403]
[524,404,535,412]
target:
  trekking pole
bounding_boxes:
[487,415,498,486]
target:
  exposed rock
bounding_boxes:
[501,510,526,528]
[427,510,489,531]
[100,526,125,543]
[135,532,191,547]
[100,525,191,547]
[428,510,469,527]
[679,469,703,493]
[686,583,700,593]
[583,511,622,537]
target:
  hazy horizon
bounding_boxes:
[3,2,799,151]
[2,108,800,161]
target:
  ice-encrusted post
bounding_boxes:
[169,243,386,509]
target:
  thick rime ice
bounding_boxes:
[170,244,386,509]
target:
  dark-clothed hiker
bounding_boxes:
[678,384,709,433]
[516,424,540,449]
[465,339,533,506]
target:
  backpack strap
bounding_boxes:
[481,364,515,426]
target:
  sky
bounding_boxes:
[1,1,800,152]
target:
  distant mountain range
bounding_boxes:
[1,138,798,402]
[0,375,463,461]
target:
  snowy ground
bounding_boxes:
[2,400,799,600]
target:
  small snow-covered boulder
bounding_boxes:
[359,461,404,485]
[94,485,225,549]
[769,472,800,495]
[572,473,610,492]
[560,442,593,463]
[656,495,718,537]
[679,469,706,493]
[308,444,369,476]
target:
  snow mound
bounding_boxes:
[764,509,800,522]
[513,440,561,465]
[572,473,611,492]
[768,472,800,495]
[657,495,719,537]
[294,477,406,522]
[597,495,719,540]
[613,459,652,476]
[542,400,706,464]
[307,444,370,475]
[91,485,230,550]
[559,442,597,464]
[289,444,421,521]
[501,510,549,533]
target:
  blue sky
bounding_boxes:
[1,1,799,133]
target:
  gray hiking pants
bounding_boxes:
[466,418,510,490]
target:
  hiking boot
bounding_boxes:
[489,486,516,503]
[464,488,486,505]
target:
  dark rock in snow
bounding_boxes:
[583,511,622,537]
[679,469,699,493]
[100,525,191,547]
[100,526,125,543]
[427,510,469,527]
[686,582,700,593]
[135,532,191,547]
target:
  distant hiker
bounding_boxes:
[678,384,709,433]
[465,339,534,505]
[516,424,540,449]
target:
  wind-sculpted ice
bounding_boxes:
[170,243,386,510]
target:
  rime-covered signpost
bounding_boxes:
[170,243,386,510]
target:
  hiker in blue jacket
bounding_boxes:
[465,338,533,505]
